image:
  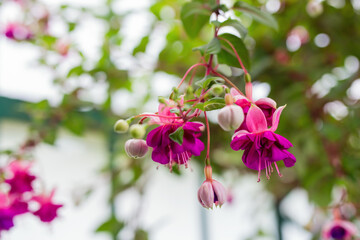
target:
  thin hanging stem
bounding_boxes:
[204,111,211,164]
[176,63,207,89]
[218,36,249,75]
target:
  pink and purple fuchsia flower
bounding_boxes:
[230,104,296,182]
[5,161,36,194]
[322,219,357,240]
[146,101,204,169]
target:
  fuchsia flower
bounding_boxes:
[32,190,63,223]
[230,88,277,131]
[197,179,226,209]
[197,166,226,209]
[146,101,204,169]
[0,193,28,232]
[230,105,296,181]
[5,161,36,194]
[3,23,33,41]
[322,219,357,240]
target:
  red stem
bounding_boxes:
[177,63,207,89]
[218,37,248,75]
[204,111,211,162]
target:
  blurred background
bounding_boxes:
[0,0,360,239]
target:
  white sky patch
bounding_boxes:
[286,35,301,52]
[266,0,281,13]
[253,82,271,100]
[314,33,330,48]
[345,56,359,73]
[324,100,349,120]
[327,0,346,8]
[347,78,360,101]
[311,73,338,98]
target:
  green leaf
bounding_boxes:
[233,1,278,30]
[133,36,150,55]
[180,2,211,38]
[96,217,124,236]
[169,126,184,145]
[194,102,204,111]
[134,229,149,240]
[195,76,224,88]
[220,19,248,38]
[193,37,221,55]
[217,33,250,69]
[203,97,225,111]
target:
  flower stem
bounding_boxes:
[176,63,207,89]
[218,36,248,75]
[204,111,211,163]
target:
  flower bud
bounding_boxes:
[129,124,146,139]
[114,119,129,133]
[211,84,224,96]
[224,93,233,105]
[197,179,226,209]
[125,139,148,158]
[217,105,244,131]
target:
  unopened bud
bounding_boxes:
[114,119,129,133]
[224,93,233,105]
[125,139,148,158]
[129,124,146,139]
[158,97,167,104]
[211,84,224,96]
[197,179,226,209]
[218,105,244,131]
[186,86,194,95]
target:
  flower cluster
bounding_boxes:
[0,160,63,233]
[114,4,296,208]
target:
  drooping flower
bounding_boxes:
[32,190,63,223]
[5,161,36,194]
[125,139,148,158]
[230,105,296,181]
[322,219,357,240]
[0,193,16,232]
[146,100,204,169]
[230,88,277,131]
[146,121,204,169]
[0,193,28,232]
[197,167,226,209]
[3,23,33,41]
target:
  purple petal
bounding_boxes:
[146,126,164,147]
[151,147,170,164]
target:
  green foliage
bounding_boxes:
[180,2,212,38]
[232,1,278,30]
[217,33,250,69]
[169,126,184,145]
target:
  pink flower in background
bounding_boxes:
[32,190,63,223]
[0,193,28,232]
[3,23,33,40]
[230,105,296,181]
[322,219,357,240]
[55,39,70,56]
[5,161,36,194]
[0,193,17,232]
[230,88,277,132]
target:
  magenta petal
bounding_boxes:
[242,144,261,170]
[246,105,267,133]
[274,133,293,148]
[283,151,296,167]
[151,148,170,164]
[270,105,286,132]
[146,126,164,147]
[255,98,277,109]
